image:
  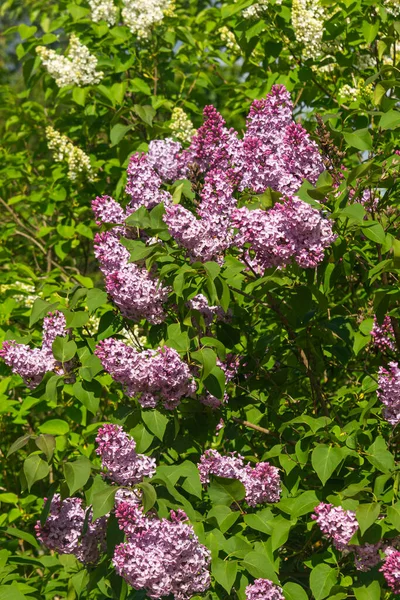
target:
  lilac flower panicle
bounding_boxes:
[372,315,395,352]
[93,231,130,275]
[95,338,196,410]
[245,578,285,600]
[0,311,67,388]
[377,361,400,426]
[311,502,358,551]
[381,549,400,594]
[113,503,211,599]
[125,153,171,211]
[353,542,382,571]
[92,195,126,225]
[96,424,156,486]
[198,449,281,506]
[35,494,106,564]
[147,138,186,182]
[188,294,227,325]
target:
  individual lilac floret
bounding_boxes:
[380,549,400,594]
[198,449,281,506]
[125,154,171,211]
[353,542,382,571]
[113,504,211,599]
[35,494,107,564]
[96,424,156,486]
[311,503,358,551]
[372,315,396,352]
[92,195,126,225]
[0,311,67,388]
[232,196,335,271]
[245,578,284,600]
[147,138,186,182]
[95,338,196,410]
[377,362,400,426]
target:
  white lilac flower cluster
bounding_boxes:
[198,449,281,506]
[218,26,241,54]
[121,0,173,38]
[46,127,95,182]
[338,79,373,104]
[384,0,400,17]
[96,424,156,484]
[243,0,282,20]
[291,0,325,60]
[170,107,197,144]
[0,311,67,388]
[88,0,118,24]
[36,34,103,87]
[0,281,36,307]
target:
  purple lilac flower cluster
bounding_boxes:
[245,578,284,600]
[381,549,400,593]
[372,315,395,352]
[198,449,281,506]
[0,311,67,388]
[377,362,400,426]
[113,504,211,599]
[95,338,196,410]
[187,294,227,325]
[92,200,169,324]
[232,196,336,271]
[35,494,107,564]
[95,424,156,485]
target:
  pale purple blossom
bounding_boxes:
[35,494,107,564]
[0,311,67,388]
[96,424,156,486]
[245,578,284,600]
[188,294,227,325]
[147,138,186,182]
[378,362,400,426]
[311,502,358,551]
[92,195,126,225]
[95,338,196,409]
[113,504,211,599]
[372,315,395,352]
[353,542,382,571]
[198,449,281,506]
[125,154,171,211]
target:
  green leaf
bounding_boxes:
[309,564,337,600]
[204,262,221,280]
[39,419,69,435]
[278,490,319,518]
[110,124,132,147]
[366,436,395,473]
[134,104,156,126]
[208,505,241,533]
[18,24,37,39]
[7,434,32,457]
[361,221,386,244]
[242,547,279,584]
[343,129,373,151]
[4,527,39,548]
[29,298,58,327]
[86,288,108,313]
[283,582,309,600]
[130,78,151,95]
[91,482,117,521]
[208,476,246,506]
[23,455,50,491]
[380,109,400,130]
[191,348,217,380]
[311,445,346,485]
[52,337,77,362]
[142,410,168,440]
[387,501,400,530]
[35,434,56,461]
[340,203,366,223]
[244,508,274,534]
[137,482,157,513]
[73,380,101,414]
[356,503,380,535]
[64,456,92,495]
[353,581,381,600]
[0,585,26,600]
[212,558,238,593]
[203,366,225,400]
[362,20,379,43]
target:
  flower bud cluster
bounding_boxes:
[0,280,36,307]
[291,0,325,60]
[121,0,173,38]
[384,0,400,17]
[95,338,196,409]
[113,504,211,599]
[36,34,103,87]
[372,315,395,352]
[35,495,107,564]
[88,0,118,24]
[0,311,67,388]
[245,578,284,600]
[96,424,156,485]
[198,449,281,506]
[218,27,241,54]
[170,107,197,144]
[339,80,373,103]
[46,127,94,182]
[377,362,400,426]
[243,0,282,19]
